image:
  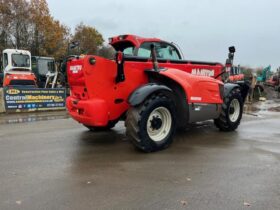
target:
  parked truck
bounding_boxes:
[66,34,249,152]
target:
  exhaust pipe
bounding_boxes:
[150,44,159,72]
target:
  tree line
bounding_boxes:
[0,0,114,60]
[0,0,269,74]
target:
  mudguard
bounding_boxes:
[224,83,239,96]
[236,81,250,102]
[224,82,250,102]
[128,83,172,106]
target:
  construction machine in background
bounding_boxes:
[0,49,37,87]
[31,56,66,88]
[254,65,272,101]
[275,68,280,92]
[265,67,280,92]
[257,65,271,83]
[228,65,244,82]
[31,56,55,88]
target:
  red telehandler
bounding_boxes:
[66,35,249,152]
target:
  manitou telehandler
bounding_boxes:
[66,34,249,152]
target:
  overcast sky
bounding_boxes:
[47,0,280,70]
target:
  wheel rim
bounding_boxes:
[229,99,240,122]
[147,107,172,142]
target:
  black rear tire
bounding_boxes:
[126,93,176,152]
[214,88,243,131]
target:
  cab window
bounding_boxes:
[137,42,181,60]
[39,59,55,75]
[111,40,135,56]
[137,42,152,57]
[3,53,8,68]
[31,57,37,69]
[156,43,180,60]
[123,47,134,56]
[12,54,30,67]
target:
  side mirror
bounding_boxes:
[150,44,159,71]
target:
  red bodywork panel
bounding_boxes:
[3,73,37,87]
[67,57,223,126]
[159,68,223,104]
[67,35,225,127]
[229,74,244,82]
[266,76,279,87]
[67,56,148,126]
[110,34,162,49]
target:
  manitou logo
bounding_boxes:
[191,69,215,77]
[70,65,82,74]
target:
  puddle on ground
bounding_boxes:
[268,106,280,112]
[242,98,280,118]
[0,111,69,125]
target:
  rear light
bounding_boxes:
[219,84,224,99]
[77,108,84,115]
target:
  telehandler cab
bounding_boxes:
[66,35,249,152]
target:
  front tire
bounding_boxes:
[214,88,243,131]
[126,93,176,152]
